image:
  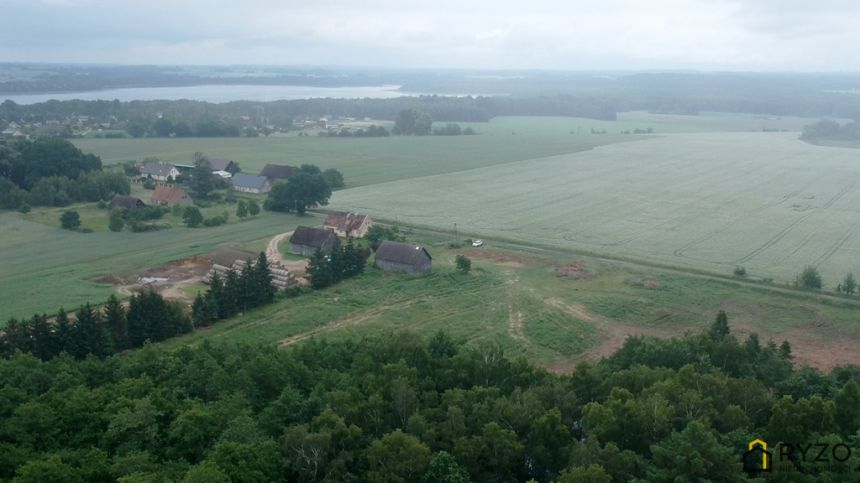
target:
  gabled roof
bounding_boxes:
[260,164,295,181]
[207,158,235,171]
[151,186,190,204]
[230,173,269,190]
[289,226,336,248]
[324,211,369,233]
[140,163,176,177]
[110,195,145,210]
[375,240,432,265]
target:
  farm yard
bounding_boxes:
[330,131,860,283]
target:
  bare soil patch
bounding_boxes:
[555,260,589,279]
[627,277,662,289]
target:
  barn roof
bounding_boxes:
[140,163,175,177]
[375,241,432,265]
[230,173,268,190]
[151,186,190,204]
[207,158,234,171]
[324,211,369,233]
[110,195,145,210]
[260,164,295,181]
[289,226,336,248]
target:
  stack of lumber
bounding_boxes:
[204,259,297,290]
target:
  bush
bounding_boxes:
[796,266,822,290]
[142,178,156,190]
[59,210,81,230]
[96,200,107,209]
[455,254,472,274]
[182,206,204,228]
[17,203,31,214]
[733,266,747,277]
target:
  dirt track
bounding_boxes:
[266,231,309,277]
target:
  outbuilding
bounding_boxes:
[150,186,192,207]
[289,226,338,256]
[230,173,271,194]
[374,241,432,274]
[323,211,372,238]
[109,195,146,212]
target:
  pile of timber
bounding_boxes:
[204,259,297,290]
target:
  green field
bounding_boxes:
[330,131,860,283]
[0,211,317,320]
[72,112,813,187]
[166,236,860,371]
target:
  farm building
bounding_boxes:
[109,195,146,211]
[230,173,271,194]
[260,164,295,183]
[324,211,372,238]
[289,226,337,256]
[207,158,239,173]
[150,186,192,207]
[140,163,180,181]
[374,241,432,274]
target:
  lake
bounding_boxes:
[1,84,413,104]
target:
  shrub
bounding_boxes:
[17,203,31,214]
[796,266,822,290]
[182,206,204,228]
[455,254,472,274]
[142,178,156,190]
[59,210,81,230]
[733,266,747,277]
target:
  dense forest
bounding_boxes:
[2,312,859,482]
[800,119,860,144]
[0,138,128,209]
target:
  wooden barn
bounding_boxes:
[323,211,372,238]
[374,241,432,274]
[289,226,337,256]
[260,164,295,183]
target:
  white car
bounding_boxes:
[471,240,484,247]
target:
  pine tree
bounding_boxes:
[103,294,128,350]
[30,313,59,360]
[709,310,730,340]
[75,303,112,358]
[192,292,208,326]
[308,248,334,289]
[254,252,275,305]
[54,308,78,356]
[221,270,241,317]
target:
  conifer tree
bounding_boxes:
[54,308,78,356]
[103,294,128,350]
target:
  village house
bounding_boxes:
[140,163,180,181]
[289,226,338,256]
[260,164,295,183]
[230,173,271,194]
[323,211,372,238]
[150,186,192,207]
[207,158,239,173]
[109,195,146,211]
[374,241,432,274]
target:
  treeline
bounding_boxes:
[307,239,370,289]
[132,117,243,138]
[800,119,860,143]
[0,137,129,209]
[1,313,860,481]
[192,253,276,326]
[1,291,190,360]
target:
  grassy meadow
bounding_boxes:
[0,211,318,320]
[165,235,860,371]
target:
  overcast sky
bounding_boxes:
[2,0,859,70]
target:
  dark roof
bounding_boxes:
[260,164,295,181]
[375,241,432,265]
[110,195,145,210]
[207,159,235,171]
[289,226,336,248]
[140,163,176,177]
[151,186,190,204]
[324,211,369,233]
[231,173,269,190]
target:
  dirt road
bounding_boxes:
[266,231,309,277]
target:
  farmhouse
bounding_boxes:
[260,164,295,183]
[109,195,146,211]
[374,241,432,274]
[207,158,238,173]
[230,173,271,194]
[289,226,337,256]
[323,211,372,238]
[140,163,180,181]
[150,186,192,207]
